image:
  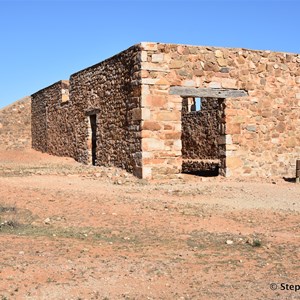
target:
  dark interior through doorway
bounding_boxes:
[89,114,97,166]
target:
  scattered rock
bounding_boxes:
[246,237,253,245]
[246,237,262,247]
[226,240,234,245]
[44,218,51,225]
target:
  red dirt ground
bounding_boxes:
[0,149,299,300]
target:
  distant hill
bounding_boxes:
[0,97,31,150]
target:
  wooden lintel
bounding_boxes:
[169,87,248,98]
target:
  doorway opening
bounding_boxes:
[87,114,97,166]
[181,97,225,176]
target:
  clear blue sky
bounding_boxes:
[0,0,299,108]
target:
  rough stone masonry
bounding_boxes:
[31,42,300,180]
[0,96,31,150]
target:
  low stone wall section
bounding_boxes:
[0,97,31,150]
[31,80,76,158]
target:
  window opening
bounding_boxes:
[189,97,202,112]
[195,97,201,111]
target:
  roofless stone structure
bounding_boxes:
[31,42,300,179]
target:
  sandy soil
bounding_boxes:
[0,149,299,300]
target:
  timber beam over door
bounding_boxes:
[169,87,248,98]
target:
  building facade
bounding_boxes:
[31,42,300,179]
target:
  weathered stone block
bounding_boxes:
[173,139,182,151]
[155,78,170,85]
[221,78,237,89]
[208,82,222,89]
[133,166,143,178]
[142,121,161,131]
[141,42,158,51]
[215,50,223,58]
[226,135,233,145]
[230,123,242,134]
[245,125,256,132]
[152,53,164,63]
[144,95,167,107]
[154,111,181,121]
[182,80,195,87]
[142,166,152,179]
[276,122,285,133]
[141,70,149,78]
[142,78,159,85]
[217,58,227,67]
[141,130,153,138]
[143,158,165,165]
[142,138,165,151]
[170,60,184,69]
[141,84,150,96]
[141,51,148,62]
[141,108,151,120]
[131,108,142,121]
[286,137,296,148]
[226,144,238,151]
[141,62,169,72]
[164,132,181,139]
[227,157,243,169]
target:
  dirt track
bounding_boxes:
[0,149,299,300]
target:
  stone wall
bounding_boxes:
[140,42,300,179]
[32,45,142,176]
[181,97,225,174]
[182,97,223,159]
[31,80,76,157]
[46,81,77,158]
[30,42,300,179]
[0,97,31,150]
[31,87,48,152]
[69,44,142,176]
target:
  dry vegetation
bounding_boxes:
[0,149,299,300]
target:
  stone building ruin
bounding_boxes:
[31,42,300,179]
